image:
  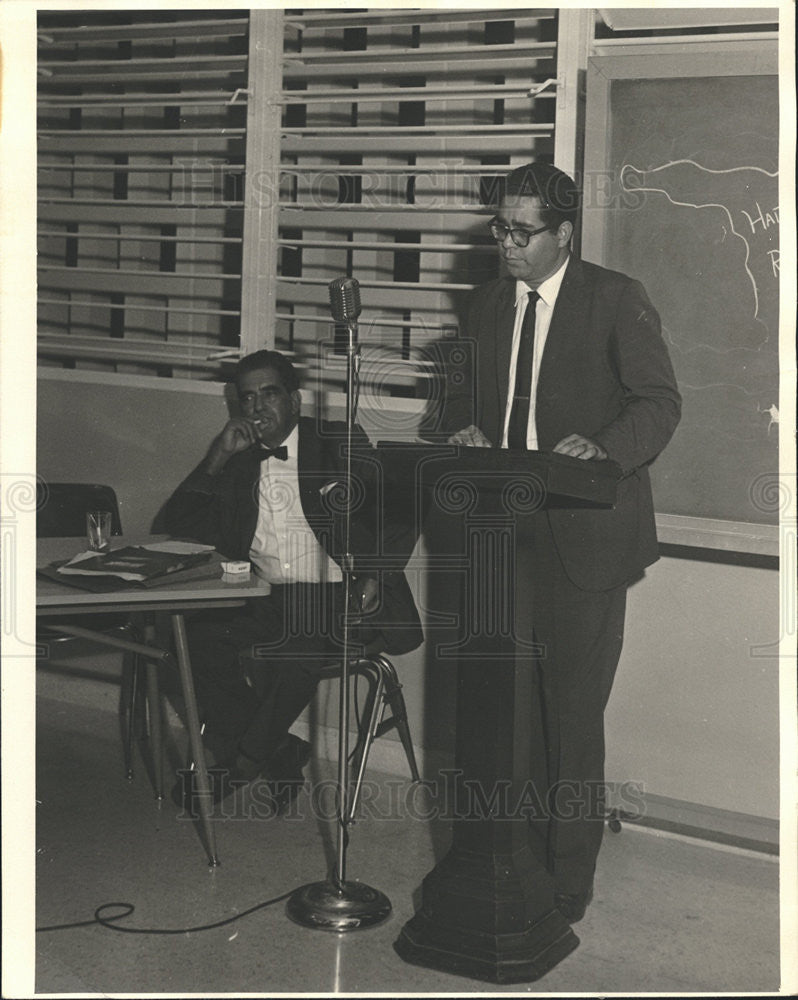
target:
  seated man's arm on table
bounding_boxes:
[164,418,259,547]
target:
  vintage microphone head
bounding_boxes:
[329,276,362,324]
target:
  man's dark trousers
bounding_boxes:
[183,583,352,767]
[520,513,628,896]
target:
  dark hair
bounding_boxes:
[234,349,300,393]
[501,162,580,229]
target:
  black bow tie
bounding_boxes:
[259,445,288,461]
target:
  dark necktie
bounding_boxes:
[259,445,288,461]
[507,290,539,450]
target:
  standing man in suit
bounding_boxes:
[165,349,422,814]
[444,162,681,922]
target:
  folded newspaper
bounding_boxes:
[56,541,215,582]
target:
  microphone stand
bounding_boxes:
[286,301,391,932]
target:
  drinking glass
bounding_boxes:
[86,510,112,552]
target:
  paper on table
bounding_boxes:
[57,541,214,563]
[140,541,215,555]
[56,545,213,582]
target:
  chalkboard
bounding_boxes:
[583,47,780,537]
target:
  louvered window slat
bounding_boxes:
[39,17,250,43]
[39,266,239,297]
[281,84,555,102]
[284,42,554,64]
[40,229,243,245]
[39,135,245,156]
[39,297,240,317]
[37,9,251,377]
[39,204,240,227]
[285,9,556,28]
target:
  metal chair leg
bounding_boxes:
[317,652,419,821]
[141,621,164,801]
[347,659,386,820]
[125,616,166,800]
[145,661,164,801]
[347,659,379,773]
[121,653,139,781]
[371,654,421,783]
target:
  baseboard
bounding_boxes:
[606,789,779,856]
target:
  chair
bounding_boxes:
[317,649,420,821]
[36,482,162,793]
[37,482,123,540]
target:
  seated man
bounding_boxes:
[165,349,422,813]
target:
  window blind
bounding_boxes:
[36,7,571,387]
[37,10,251,378]
[272,8,562,396]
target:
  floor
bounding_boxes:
[32,693,781,996]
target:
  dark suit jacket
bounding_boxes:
[444,257,682,592]
[164,415,423,654]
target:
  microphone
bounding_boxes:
[328,276,362,326]
[329,275,361,420]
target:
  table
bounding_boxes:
[37,537,270,866]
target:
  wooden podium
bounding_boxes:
[377,444,620,984]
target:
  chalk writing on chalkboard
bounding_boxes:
[621,160,779,333]
[616,157,780,464]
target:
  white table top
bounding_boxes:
[37,537,269,613]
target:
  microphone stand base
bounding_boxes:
[286,879,391,932]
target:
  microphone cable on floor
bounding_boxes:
[35,887,297,936]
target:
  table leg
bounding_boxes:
[130,613,163,798]
[170,611,219,867]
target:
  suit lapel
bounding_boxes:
[539,256,588,384]
[493,279,517,429]
[297,416,345,547]
[297,416,324,522]
[238,451,263,557]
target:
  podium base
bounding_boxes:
[286,879,391,932]
[395,906,579,984]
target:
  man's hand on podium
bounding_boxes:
[446,425,492,447]
[553,434,608,461]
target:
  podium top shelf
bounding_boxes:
[374,442,621,509]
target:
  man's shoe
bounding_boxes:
[273,733,312,771]
[172,735,312,817]
[554,885,594,923]
[263,734,312,815]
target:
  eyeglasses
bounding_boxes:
[488,218,552,248]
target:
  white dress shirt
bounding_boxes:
[501,256,569,450]
[249,424,343,585]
